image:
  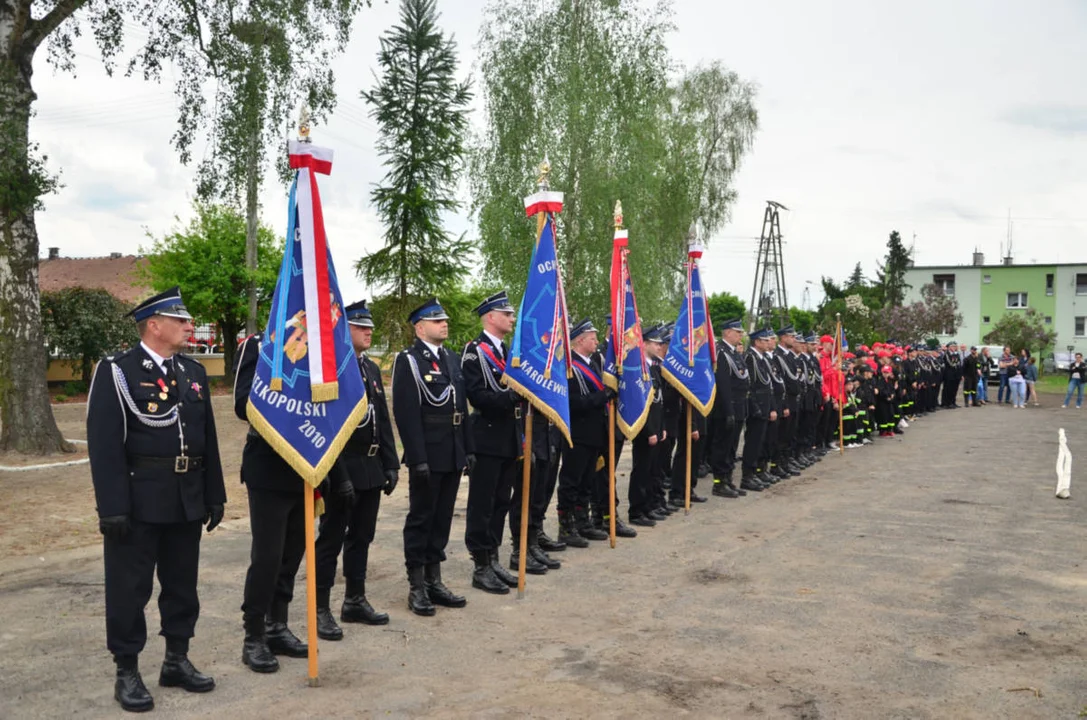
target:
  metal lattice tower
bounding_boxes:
[748,200,790,331]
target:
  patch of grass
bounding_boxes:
[1036,374,1071,395]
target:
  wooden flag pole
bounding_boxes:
[517,406,533,598]
[608,400,617,547]
[303,484,319,686]
[836,313,844,456]
[682,406,691,513]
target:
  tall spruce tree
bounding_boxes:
[356,0,472,349]
[876,230,912,308]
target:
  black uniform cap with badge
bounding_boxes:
[776,324,796,337]
[643,323,667,343]
[474,291,515,317]
[718,318,744,333]
[345,299,375,328]
[748,327,773,341]
[130,285,194,322]
[570,318,597,341]
[408,297,450,324]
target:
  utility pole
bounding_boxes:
[748,200,790,331]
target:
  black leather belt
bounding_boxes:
[128,455,204,474]
[423,413,463,427]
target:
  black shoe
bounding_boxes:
[537,529,566,552]
[510,546,549,575]
[115,665,154,713]
[611,516,638,538]
[575,508,609,541]
[265,622,308,658]
[648,508,670,521]
[425,563,467,607]
[557,513,590,548]
[490,549,520,586]
[529,543,562,569]
[342,595,390,625]
[471,551,511,594]
[668,496,686,509]
[697,463,712,479]
[770,466,790,479]
[316,607,344,640]
[755,471,776,485]
[629,513,656,527]
[159,651,215,693]
[658,502,677,515]
[241,637,279,674]
[739,478,764,492]
[713,482,739,498]
[407,566,436,616]
[690,491,708,503]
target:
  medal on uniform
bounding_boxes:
[147,402,158,412]
[141,358,154,370]
[156,377,169,400]
[424,374,432,381]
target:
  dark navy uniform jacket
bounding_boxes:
[461,332,524,459]
[713,342,749,423]
[569,351,610,449]
[88,345,226,523]
[392,338,474,473]
[341,353,399,491]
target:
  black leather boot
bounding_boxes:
[316,587,343,640]
[407,566,436,616]
[537,527,566,552]
[739,472,765,492]
[557,511,589,548]
[472,550,510,594]
[265,621,308,658]
[114,656,154,713]
[575,507,608,541]
[425,563,467,608]
[241,614,279,674]
[490,549,519,586]
[342,578,390,625]
[713,478,738,498]
[509,543,548,575]
[159,650,215,693]
[605,514,638,538]
[529,540,562,569]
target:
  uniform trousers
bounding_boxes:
[742,414,768,473]
[592,435,624,517]
[104,519,203,657]
[465,454,516,554]
[710,406,745,478]
[760,415,778,466]
[242,488,305,623]
[315,487,382,589]
[403,470,461,568]
[670,432,703,499]
[628,435,658,516]
[522,457,558,533]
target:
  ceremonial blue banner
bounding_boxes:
[246,172,368,487]
[603,250,653,440]
[661,256,716,416]
[503,216,573,446]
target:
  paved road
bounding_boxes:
[0,404,1084,718]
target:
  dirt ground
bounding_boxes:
[1,400,1085,718]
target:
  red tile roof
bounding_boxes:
[39,255,151,305]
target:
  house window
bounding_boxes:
[1077,317,1086,337]
[983,316,991,323]
[983,274,992,284]
[933,273,955,296]
[1006,292,1028,308]
[1046,273,1054,296]
[1077,273,1087,295]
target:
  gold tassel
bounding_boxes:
[269,378,283,391]
[595,456,605,472]
[311,382,339,403]
[314,495,325,517]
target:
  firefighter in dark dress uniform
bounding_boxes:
[87,286,225,712]
[628,323,667,526]
[741,328,776,491]
[235,333,347,673]
[772,326,805,477]
[710,319,749,498]
[460,291,534,592]
[314,301,400,641]
[393,298,474,616]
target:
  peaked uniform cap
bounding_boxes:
[345,300,375,328]
[409,297,449,324]
[570,318,598,340]
[718,318,744,332]
[130,286,193,322]
[474,291,515,316]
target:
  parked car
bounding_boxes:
[1043,351,1075,375]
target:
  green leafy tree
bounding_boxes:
[41,288,138,385]
[707,291,746,328]
[787,306,816,336]
[983,307,1057,356]
[356,0,473,352]
[875,230,912,308]
[140,203,283,380]
[845,262,866,292]
[472,0,757,323]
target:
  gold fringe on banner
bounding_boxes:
[311,382,339,403]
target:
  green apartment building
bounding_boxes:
[902,254,1087,352]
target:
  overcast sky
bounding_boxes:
[30,0,1087,313]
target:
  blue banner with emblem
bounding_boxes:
[603,233,654,439]
[246,168,368,488]
[503,215,573,446]
[661,249,716,415]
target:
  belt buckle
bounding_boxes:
[367,444,379,457]
[452,412,463,426]
[174,455,189,474]
[514,407,522,420]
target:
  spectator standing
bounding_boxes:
[1064,352,1086,409]
[1008,358,1027,408]
[997,347,1013,404]
[1024,357,1039,406]
[977,348,992,404]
